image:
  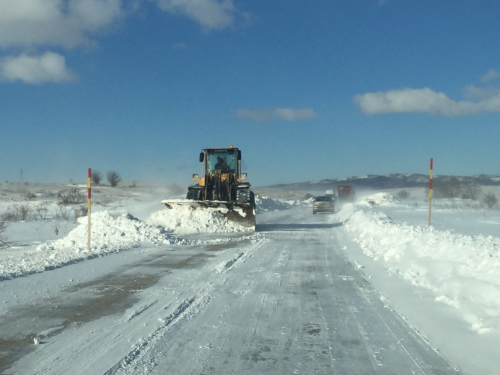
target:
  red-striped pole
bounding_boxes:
[428,158,433,227]
[88,168,91,249]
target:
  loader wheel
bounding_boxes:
[187,189,202,200]
[214,178,221,200]
[237,189,255,208]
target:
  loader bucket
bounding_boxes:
[160,199,256,230]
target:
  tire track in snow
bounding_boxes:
[105,238,267,375]
[104,293,207,375]
[322,230,460,374]
[226,240,294,375]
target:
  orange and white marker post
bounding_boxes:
[88,168,91,250]
[428,158,433,227]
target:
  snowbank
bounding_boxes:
[356,192,407,207]
[0,212,191,279]
[40,211,190,251]
[255,195,302,213]
[338,202,500,335]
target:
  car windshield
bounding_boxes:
[206,149,237,173]
[315,196,331,201]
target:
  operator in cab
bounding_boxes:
[215,156,229,172]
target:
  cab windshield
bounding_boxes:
[206,149,237,173]
[315,196,332,202]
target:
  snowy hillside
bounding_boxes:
[264,172,500,192]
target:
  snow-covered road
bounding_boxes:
[2,207,460,375]
[112,210,457,375]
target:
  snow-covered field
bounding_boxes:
[1,183,500,374]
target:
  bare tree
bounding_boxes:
[396,190,410,200]
[57,206,71,221]
[14,203,32,221]
[107,171,122,187]
[461,179,482,200]
[483,192,498,209]
[73,205,88,220]
[57,188,86,206]
[446,177,461,198]
[91,170,103,185]
[433,177,481,199]
[34,202,49,221]
[0,216,10,249]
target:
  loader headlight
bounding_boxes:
[192,174,199,179]
[241,173,247,179]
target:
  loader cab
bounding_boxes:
[189,145,252,205]
[202,148,241,176]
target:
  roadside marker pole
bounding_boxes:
[428,158,433,227]
[88,168,91,250]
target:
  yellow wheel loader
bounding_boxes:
[161,146,256,228]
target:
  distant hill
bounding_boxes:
[263,173,500,192]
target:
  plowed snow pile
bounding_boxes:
[357,192,406,207]
[0,212,192,279]
[39,211,191,252]
[338,202,500,335]
[149,205,251,234]
[255,196,298,212]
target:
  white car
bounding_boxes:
[313,196,334,214]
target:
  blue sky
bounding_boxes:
[1,0,500,187]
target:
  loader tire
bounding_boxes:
[186,189,202,200]
[237,189,255,208]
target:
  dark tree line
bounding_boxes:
[431,178,482,200]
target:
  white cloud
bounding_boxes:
[0,0,244,49]
[0,0,124,48]
[235,107,317,123]
[153,0,237,29]
[0,0,245,84]
[481,69,500,82]
[172,42,187,49]
[353,87,500,116]
[0,0,243,49]
[462,85,500,100]
[0,52,78,83]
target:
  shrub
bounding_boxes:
[56,206,71,221]
[91,170,103,185]
[1,209,17,222]
[0,216,10,249]
[482,192,498,209]
[396,190,410,200]
[433,178,482,199]
[73,205,88,220]
[24,192,36,201]
[34,202,49,221]
[57,188,86,206]
[107,171,122,187]
[14,203,32,221]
